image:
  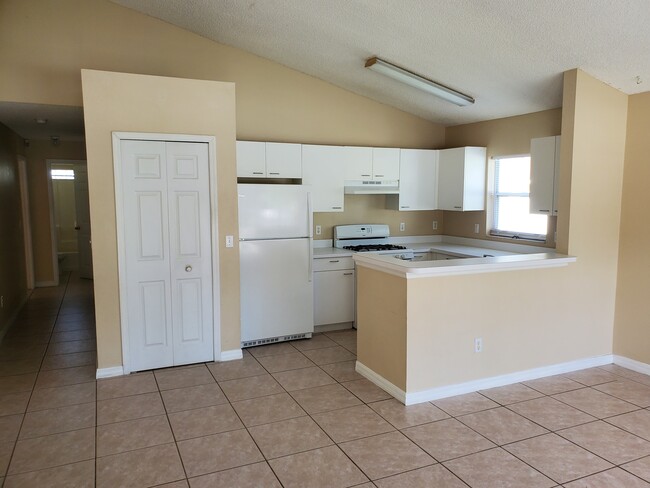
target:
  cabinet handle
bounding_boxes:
[332,206,342,210]
[252,172,264,175]
[329,260,340,263]
[375,174,384,177]
[454,206,462,209]
[401,206,410,209]
[343,272,353,276]
[361,174,371,177]
[538,209,550,213]
[269,172,280,175]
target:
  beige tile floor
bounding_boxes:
[2,274,650,486]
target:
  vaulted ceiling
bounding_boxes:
[112,0,650,126]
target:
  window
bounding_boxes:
[51,169,75,180]
[491,155,547,239]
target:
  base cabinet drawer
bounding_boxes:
[314,269,355,326]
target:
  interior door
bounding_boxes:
[166,142,214,365]
[120,140,213,371]
[74,163,93,279]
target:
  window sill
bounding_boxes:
[489,230,547,243]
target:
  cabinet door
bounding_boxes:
[529,136,556,215]
[236,141,266,177]
[372,147,400,180]
[553,137,561,215]
[396,149,438,210]
[302,144,345,212]
[343,146,373,180]
[266,142,302,178]
[314,269,355,326]
[438,148,465,210]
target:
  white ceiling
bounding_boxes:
[111,0,650,126]
[0,102,85,142]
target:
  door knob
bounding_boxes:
[185,265,192,272]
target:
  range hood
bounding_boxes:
[344,180,399,194]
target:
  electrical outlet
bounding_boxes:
[474,337,483,353]
[474,223,480,234]
[432,220,438,230]
[225,235,234,248]
[315,225,322,236]
[400,222,405,232]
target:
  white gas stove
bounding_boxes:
[333,224,414,258]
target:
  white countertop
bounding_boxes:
[353,251,576,278]
[313,235,575,276]
[313,247,354,258]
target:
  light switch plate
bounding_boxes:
[225,235,234,248]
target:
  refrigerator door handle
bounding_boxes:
[307,191,313,282]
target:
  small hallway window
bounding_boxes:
[491,155,547,240]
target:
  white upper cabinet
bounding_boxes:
[302,144,346,212]
[237,141,302,178]
[266,142,302,178]
[236,141,266,177]
[344,146,400,181]
[530,136,561,215]
[343,146,373,180]
[387,149,438,211]
[438,147,487,211]
[372,147,400,180]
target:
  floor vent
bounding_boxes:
[241,332,311,348]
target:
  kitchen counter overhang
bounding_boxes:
[353,250,576,278]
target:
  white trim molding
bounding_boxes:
[357,354,614,406]
[96,366,125,379]
[219,349,244,362]
[614,355,650,376]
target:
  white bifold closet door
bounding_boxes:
[120,140,213,371]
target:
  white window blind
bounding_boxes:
[491,156,547,240]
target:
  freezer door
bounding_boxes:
[238,184,311,240]
[240,238,314,343]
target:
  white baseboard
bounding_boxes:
[356,361,407,403]
[219,349,243,361]
[35,280,58,287]
[96,366,125,379]
[357,354,614,406]
[613,355,650,376]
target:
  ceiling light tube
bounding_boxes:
[365,57,475,106]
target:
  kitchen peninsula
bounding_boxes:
[353,250,577,405]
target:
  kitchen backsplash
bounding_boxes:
[313,194,444,240]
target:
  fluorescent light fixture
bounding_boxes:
[365,57,475,106]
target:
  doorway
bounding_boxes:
[47,160,93,281]
[113,133,221,373]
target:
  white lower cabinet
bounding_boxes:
[313,257,355,326]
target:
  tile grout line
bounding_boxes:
[4,272,71,481]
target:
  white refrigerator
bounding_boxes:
[238,184,314,346]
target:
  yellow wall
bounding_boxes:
[0,0,446,249]
[24,140,86,284]
[0,122,28,335]
[444,109,562,248]
[357,70,630,394]
[613,92,650,363]
[81,70,237,369]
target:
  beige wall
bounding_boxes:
[316,197,443,241]
[0,0,445,244]
[24,140,86,284]
[357,70,630,394]
[0,122,28,335]
[81,70,237,369]
[613,92,650,363]
[444,109,562,248]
